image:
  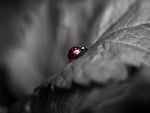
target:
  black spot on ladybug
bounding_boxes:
[68,46,87,61]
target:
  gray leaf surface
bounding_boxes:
[50,0,150,87]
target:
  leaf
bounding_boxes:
[47,0,150,112]
[10,0,150,113]
[50,0,150,87]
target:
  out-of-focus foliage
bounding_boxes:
[2,0,150,113]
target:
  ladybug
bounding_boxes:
[68,46,88,61]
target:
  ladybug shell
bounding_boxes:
[68,46,87,60]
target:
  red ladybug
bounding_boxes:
[68,46,87,61]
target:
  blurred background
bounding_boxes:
[2,1,150,113]
[0,0,106,106]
